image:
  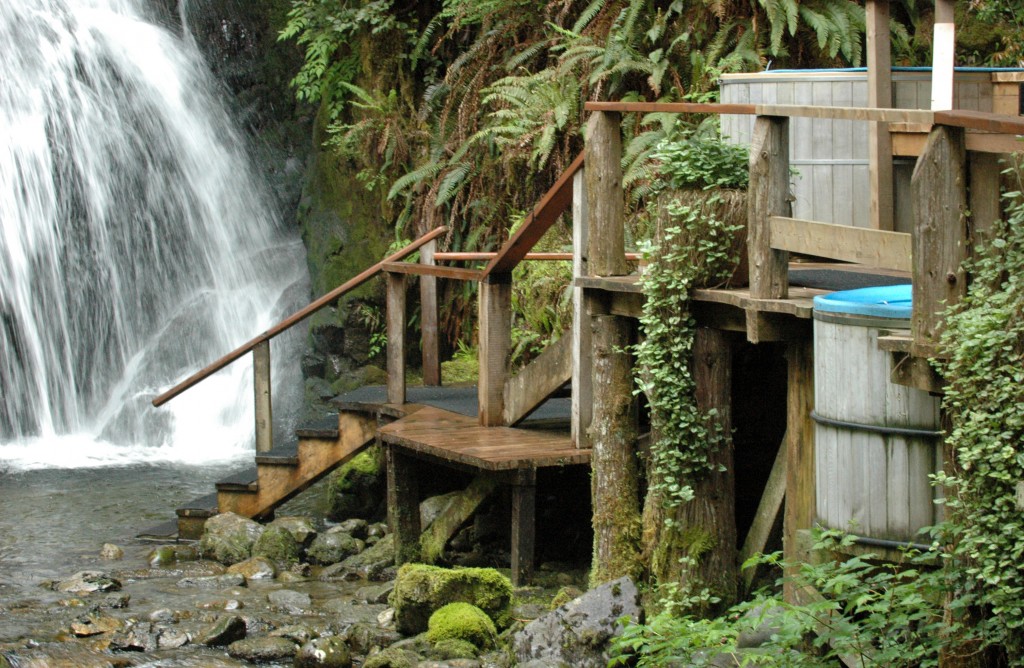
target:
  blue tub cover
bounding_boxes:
[813,284,913,319]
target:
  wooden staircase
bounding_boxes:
[167,410,377,540]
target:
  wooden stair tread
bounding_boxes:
[175,492,219,518]
[216,467,259,492]
[295,415,340,439]
[255,439,300,466]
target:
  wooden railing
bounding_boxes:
[152,226,448,452]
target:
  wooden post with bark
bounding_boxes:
[571,167,593,449]
[386,272,407,405]
[511,468,537,586]
[386,443,421,564]
[419,239,441,386]
[783,339,815,604]
[585,110,641,584]
[748,116,791,299]
[478,276,512,426]
[911,125,968,358]
[253,340,272,453]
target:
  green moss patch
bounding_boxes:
[390,564,514,635]
[426,602,496,649]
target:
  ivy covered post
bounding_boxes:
[586,110,642,584]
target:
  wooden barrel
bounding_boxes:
[813,285,942,544]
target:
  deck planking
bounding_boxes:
[379,406,589,471]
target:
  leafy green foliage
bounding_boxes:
[610,528,993,667]
[935,161,1024,664]
[651,125,749,191]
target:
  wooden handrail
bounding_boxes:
[152,226,448,407]
[482,152,585,277]
[436,251,642,262]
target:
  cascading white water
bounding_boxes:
[0,0,306,469]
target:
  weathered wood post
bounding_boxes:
[866,0,894,231]
[510,467,537,586]
[748,116,791,299]
[419,239,441,386]
[571,167,592,449]
[586,110,641,584]
[386,272,407,405]
[911,125,967,358]
[478,275,512,426]
[253,340,272,453]
[386,443,421,564]
[783,339,815,604]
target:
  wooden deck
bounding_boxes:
[379,405,589,471]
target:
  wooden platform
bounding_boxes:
[378,405,589,471]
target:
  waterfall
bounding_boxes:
[0,0,306,468]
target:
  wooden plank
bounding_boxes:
[420,475,497,563]
[504,332,572,425]
[386,272,407,405]
[740,435,787,593]
[745,309,812,343]
[694,287,819,318]
[769,217,912,271]
[478,279,512,426]
[483,153,584,276]
[511,468,537,586]
[419,240,440,386]
[585,101,757,115]
[253,340,272,453]
[756,104,934,125]
[748,116,791,299]
[387,444,422,564]
[571,167,592,450]
[586,112,628,277]
[574,275,644,294]
[892,127,1024,156]
[911,126,968,356]
[867,0,893,230]
[783,340,815,604]
[380,261,483,281]
[934,109,1024,135]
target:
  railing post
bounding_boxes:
[419,239,441,386]
[386,272,407,405]
[571,167,592,449]
[253,339,272,453]
[478,275,512,426]
[748,115,791,300]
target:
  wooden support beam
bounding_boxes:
[911,126,968,357]
[503,332,572,425]
[419,240,441,386]
[590,314,641,585]
[511,468,537,586]
[585,101,757,115]
[572,168,593,449]
[586,112,628,277]
[381,261,483,281]
[756,105,934,124]
[748,116,791,299]
[891,353,945,394]
[419,475,497,563]
[253,340,272,453]
[867,0,893,230]
[745,309,812,344]
[386,443,421,565]
[740,434,787,594]
[769,216,912,271]
[783,340,815,604]
[386,272,407,405]
[478,278,512,426]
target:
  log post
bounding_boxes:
[911,126,967,357]
[571,167,593,449]
[478,276,512,426]
[585,111,628,277]
[511,467,537,586]
[748,116,791,300]
[386,443,421,564]
[419,239,441,386]
[253,340,272,453]
[386,272,407,405]
[783,339,815,604]
[867,0,894,231]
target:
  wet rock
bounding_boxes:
[158,628,191,649]
[270,624,316,644]
[356,581,395,604]
[227,556,277,581]
[308,530,365,565]
[362,647,421,668]
[267,589,312,614]
[99,543,124,560]
[279,570,311,583]
[147,546,178,567]
[199,512,266,565]
[270,515,318,544]
[295,636,352,668]
[149,609,177,622]
[512,576,641,668]
[344,622,403,656]
[196,614,247,646]
[53,571,121,594]
[70,614,122,637]
[319,563,363,583]
[418,661,482,668]
[108,621,159,651]
[367,523,388,539]
[98,593,131,609]
[336,518,369,540]
[391,564,513,635]
[227,636,298,663]
[177,573,247,589]
[253,525,302,564]
[196,598,245,611]
[328,534,395,581]
[318,600,387,626]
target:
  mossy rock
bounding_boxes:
[426,603,496,650]
[252,525,301,564]
[307,530,364,565]
[361,647,419,668]
[429,637,479,660]
[199,512,265,565]
[327,447,384,521]
[390,564,513,635]
[550,585,584,610]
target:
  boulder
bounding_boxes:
[268,589,312,614]
[390,564,513,635]
[199,512,265,565]
[195,614,247,646]
[99,543,123,560]
[308,529,364,565]
[426,603,496,649]
[252,525,302,564]
[269,515,318,545]
[227,636,298,663]
[327,447,384,521]
[361,647,420,668]
[513,576,642,668]
[327,534,395,581]
[107,621,159,651]
[52,571,121,594]
[295,636,352,668]
[344,622,403,656]
[336,518,369,540]
[227,556,277,581]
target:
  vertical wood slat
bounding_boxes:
[783,340,814,604]
[386,443,421,564]
[419,239,441,386]
[969,151,1003,257]
[253,339,272,453]
[867,0,894,231]
[911,126,968,356]
[571,168,593,449]
[386,272,407,405]
[748,116,791,300]
[510,467,537,586]
[585,111,628,278]
[478,278,512,426]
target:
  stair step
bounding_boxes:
[137,518,180,541]
[295,415,340,440]
[255,439,299,466]
[216,467,259,492]
[176,492,219,518]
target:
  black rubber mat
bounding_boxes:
[789,268,910,292]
